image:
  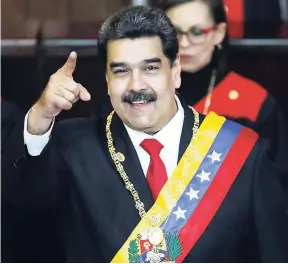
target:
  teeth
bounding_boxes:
[131,100,147,104]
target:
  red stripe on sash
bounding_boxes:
[176,127,258,262]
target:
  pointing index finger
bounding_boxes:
[61,51,77,77]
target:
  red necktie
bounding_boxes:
[140,139,168,200]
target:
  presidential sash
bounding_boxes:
[112,112,258,263]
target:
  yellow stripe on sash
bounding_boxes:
[112,112,226,263]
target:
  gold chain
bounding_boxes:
[106,107,200,218]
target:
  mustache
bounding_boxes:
[122,90,157,103]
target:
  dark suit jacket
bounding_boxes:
[2,101,288,262]
[1,100,24,262]
[1,100,24,155]
[1,100,65,263]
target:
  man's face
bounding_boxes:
[106,36,181,134]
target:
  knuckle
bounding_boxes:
[57,100,66,110]
[63,102,72,110]
[69,82,78,93]
[66,93,75,103]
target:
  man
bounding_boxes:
[2,6,288,263]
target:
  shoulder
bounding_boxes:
[200,111,260,166]
[226,72,267,94]
[238,133,285,189]
[256,91,283,123]
[202,111,261,165]
[219,72,268,102]
[199,112,280,190]
[230,73,280,110]
[219,72,271,121]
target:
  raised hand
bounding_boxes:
[28,52,91,134]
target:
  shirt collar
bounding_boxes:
[124,95,184,155]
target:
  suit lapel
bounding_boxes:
[103,113,154,212]
[177,97,205,162]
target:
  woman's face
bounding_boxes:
[167,1,226,73]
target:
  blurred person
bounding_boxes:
[159,0,287,168]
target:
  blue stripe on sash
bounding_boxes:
[161,120,243,234]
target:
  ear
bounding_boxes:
[106,73,110,96]
[213,22,227,46]
[172,54,182,90]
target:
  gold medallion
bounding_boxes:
[148,227,164,246]
[116,152,125,162]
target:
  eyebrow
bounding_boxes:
[109,57,161,69]
[144,58,161,64]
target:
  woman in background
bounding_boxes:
[159,0,287,168]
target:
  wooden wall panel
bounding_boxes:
[28,0,68,38]
[69,0,106,21]
[28,0,68,20]
[1,0,29,38]
[1,0,129,39]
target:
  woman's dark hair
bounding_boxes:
[98,5,179,67]
[158,0,229,79]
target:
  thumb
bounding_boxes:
[61,51,77,77]
[78,85,91,101]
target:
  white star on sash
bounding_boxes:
[185,187,200,200]
[173,206,187,220]
[207,150,222,163]
[196,169,211,183]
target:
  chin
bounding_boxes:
[126,117,157,133]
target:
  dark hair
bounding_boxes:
[158,0,229,79]
[98,5,179,67]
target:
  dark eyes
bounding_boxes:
[114,69,128,74]
[113,65,159,75]
[144,65,159,71]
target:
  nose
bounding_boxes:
[128,70,145,92]
[179,34,191,49]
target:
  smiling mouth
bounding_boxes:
[131,100,148,104]
[127,100,154,109]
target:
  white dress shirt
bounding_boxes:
[124,96,184,177]
[24,96,185,177]
[24,111,54,156]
